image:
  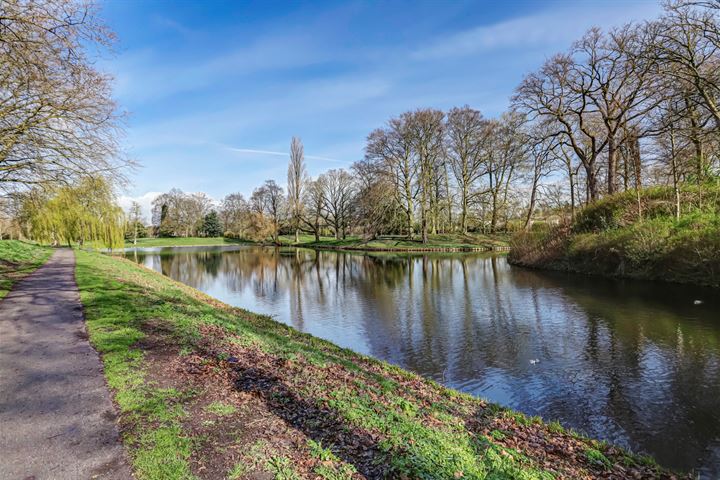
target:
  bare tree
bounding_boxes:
[445,106,490,233]
[151,189,213,237]
[572,26,659,194]
[514,54,606,201]
[287,137,307,243]
[649,2,720,126]
[301,178,325,242]
[220,193,249,238]
[406,109,444,243]
[523,128,558,229]
[0,0,130,193]
[352,158,401,238]
[365,116,417,238]
[251,180,284,243]
[318,169,356,240]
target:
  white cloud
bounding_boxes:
[118,191,161,224]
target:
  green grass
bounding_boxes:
[0,240,53,298]
[204,401,237,416]
[510,184,720,287]
[74,250,668,479]
[126,233,509,252]
[279,233,509,251]
[76,251,195,479]
[125,237,248,248]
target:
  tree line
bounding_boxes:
[3,1,720,246]
[151,1,720,244]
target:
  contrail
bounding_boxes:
[224,146,346,163]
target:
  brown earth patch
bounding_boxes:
[130,317,685,480]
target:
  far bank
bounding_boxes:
[509,185,720,288]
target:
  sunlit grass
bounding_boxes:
[0,240,52,298]
[124,236,249,248]
[75,249,664,479]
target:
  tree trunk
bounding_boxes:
[607,136,617,195]
[670,128,681,220]
[490,192,498,233]
[460,184,468,234]
[524,182,538,231]
[685,97,705,183]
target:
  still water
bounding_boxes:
[125,245,720,476]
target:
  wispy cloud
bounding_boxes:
[109,1,665,201]
[225,147,345,163]
[125,74,392,151]
[411,3,661,60]
[111,32,332,103]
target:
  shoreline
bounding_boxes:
[122,237,512,254]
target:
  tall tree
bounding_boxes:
[484,113,527,232]
[571,26,658,194]
[445,106,490,233]
[365,116,417,238]
[287,137,308,243]
[406,109,444,243]
[301,179,325,242]
[514,54,606,201]
[318,169,356,240]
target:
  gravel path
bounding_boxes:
[0,249,132,479]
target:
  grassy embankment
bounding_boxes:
[510,184,720,287]
[125,237,248,248]
[76,249,674,480]
[278,233,510,251]
[0,240,52,298]
[126,234,509,252]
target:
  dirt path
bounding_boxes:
[0,249,132,479]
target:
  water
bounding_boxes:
[124,245,720,476]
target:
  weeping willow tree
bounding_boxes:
[23,177,125,250]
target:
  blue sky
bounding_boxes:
[105,0,663,216]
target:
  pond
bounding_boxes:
[124,245,720,476]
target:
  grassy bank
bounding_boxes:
[509,185,720,287]
[278,233,510,251]
[75,249,674,479]
[125,237,248,248]
[125,234,509,252]
[0,240,52,298]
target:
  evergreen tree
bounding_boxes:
[202,211,223,237]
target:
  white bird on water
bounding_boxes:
[530,359,540,365]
